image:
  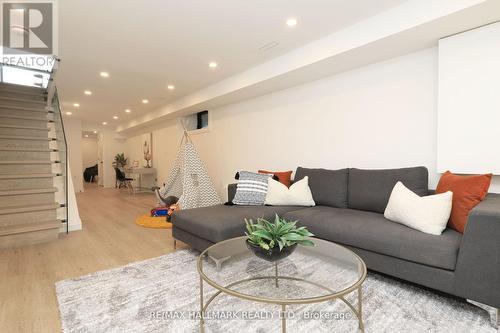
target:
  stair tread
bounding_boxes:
[0,96,46,104]
[0,220,60,236]
[0,147,55,152]
[0,160,53,165]
[0,135,53,141]
[0,114,49,121]
[0,88,45,95]
[0,105,51,112]
[0,82,45,91]
[0,187,57,196]
[0,92,47,100]
[0,88,45,93]
[0,173,57,179]
[0,124,49,130]
[0,202,59,215]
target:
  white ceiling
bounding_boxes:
[114,0,500,134]
[56,0,406,129]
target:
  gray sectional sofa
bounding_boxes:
[172,166,500,324]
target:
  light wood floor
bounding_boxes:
[0,183,183,333]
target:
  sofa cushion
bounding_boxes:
[259,170,293,187]
[172,205,301,243]
[283,206,461,270]
[436,171,492,233]
[384,181,452,235]
[233,171,272,205]
[348,167,429,213]
[294,167,348,208]
[265,177,315,206]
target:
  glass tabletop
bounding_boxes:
[198,237,366,304]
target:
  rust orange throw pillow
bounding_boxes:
[259,170,293,188]
[436,171,492,233]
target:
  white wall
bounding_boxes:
[100,129,127,188]
[125,121,179,187]
[438,22,500,174]
[125,133,154,169]
[125,48,500,199]
[125,135,144,169]
[63,117,84,193]
[66,167,82,231]
[81,137,98,170]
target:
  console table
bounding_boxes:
[124,167,157,194]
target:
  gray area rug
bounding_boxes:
[56,250,494,333]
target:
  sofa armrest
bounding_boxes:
[455,193,500,308]
[227,183,237,203]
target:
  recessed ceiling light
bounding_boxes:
[102,121,107,125]
[113,115,118,119]
[167,85,175,90]
[84,90,92,95]
[286,17,297,27]
[73,103,80,107]
[125,109,131,113]
[142,99,149,104]
[65,111,72,116]
[209,62,218,69]
[93,130,98,134]
[84,134,89,138]
[100,72,109,78]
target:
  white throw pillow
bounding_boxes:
[265,176,316,206]
[384,182,452,235]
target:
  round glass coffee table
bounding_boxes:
[197,236,367,332]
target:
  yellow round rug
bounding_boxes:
[135,214,172,229]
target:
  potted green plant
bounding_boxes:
[245,215,314,262]
[113,153,128,169]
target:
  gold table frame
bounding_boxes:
[197,237,367,333]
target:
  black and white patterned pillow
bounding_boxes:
[232,171,272,205]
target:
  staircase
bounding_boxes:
[0,82,65,249]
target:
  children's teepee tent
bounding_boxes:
[155,130,221,209]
